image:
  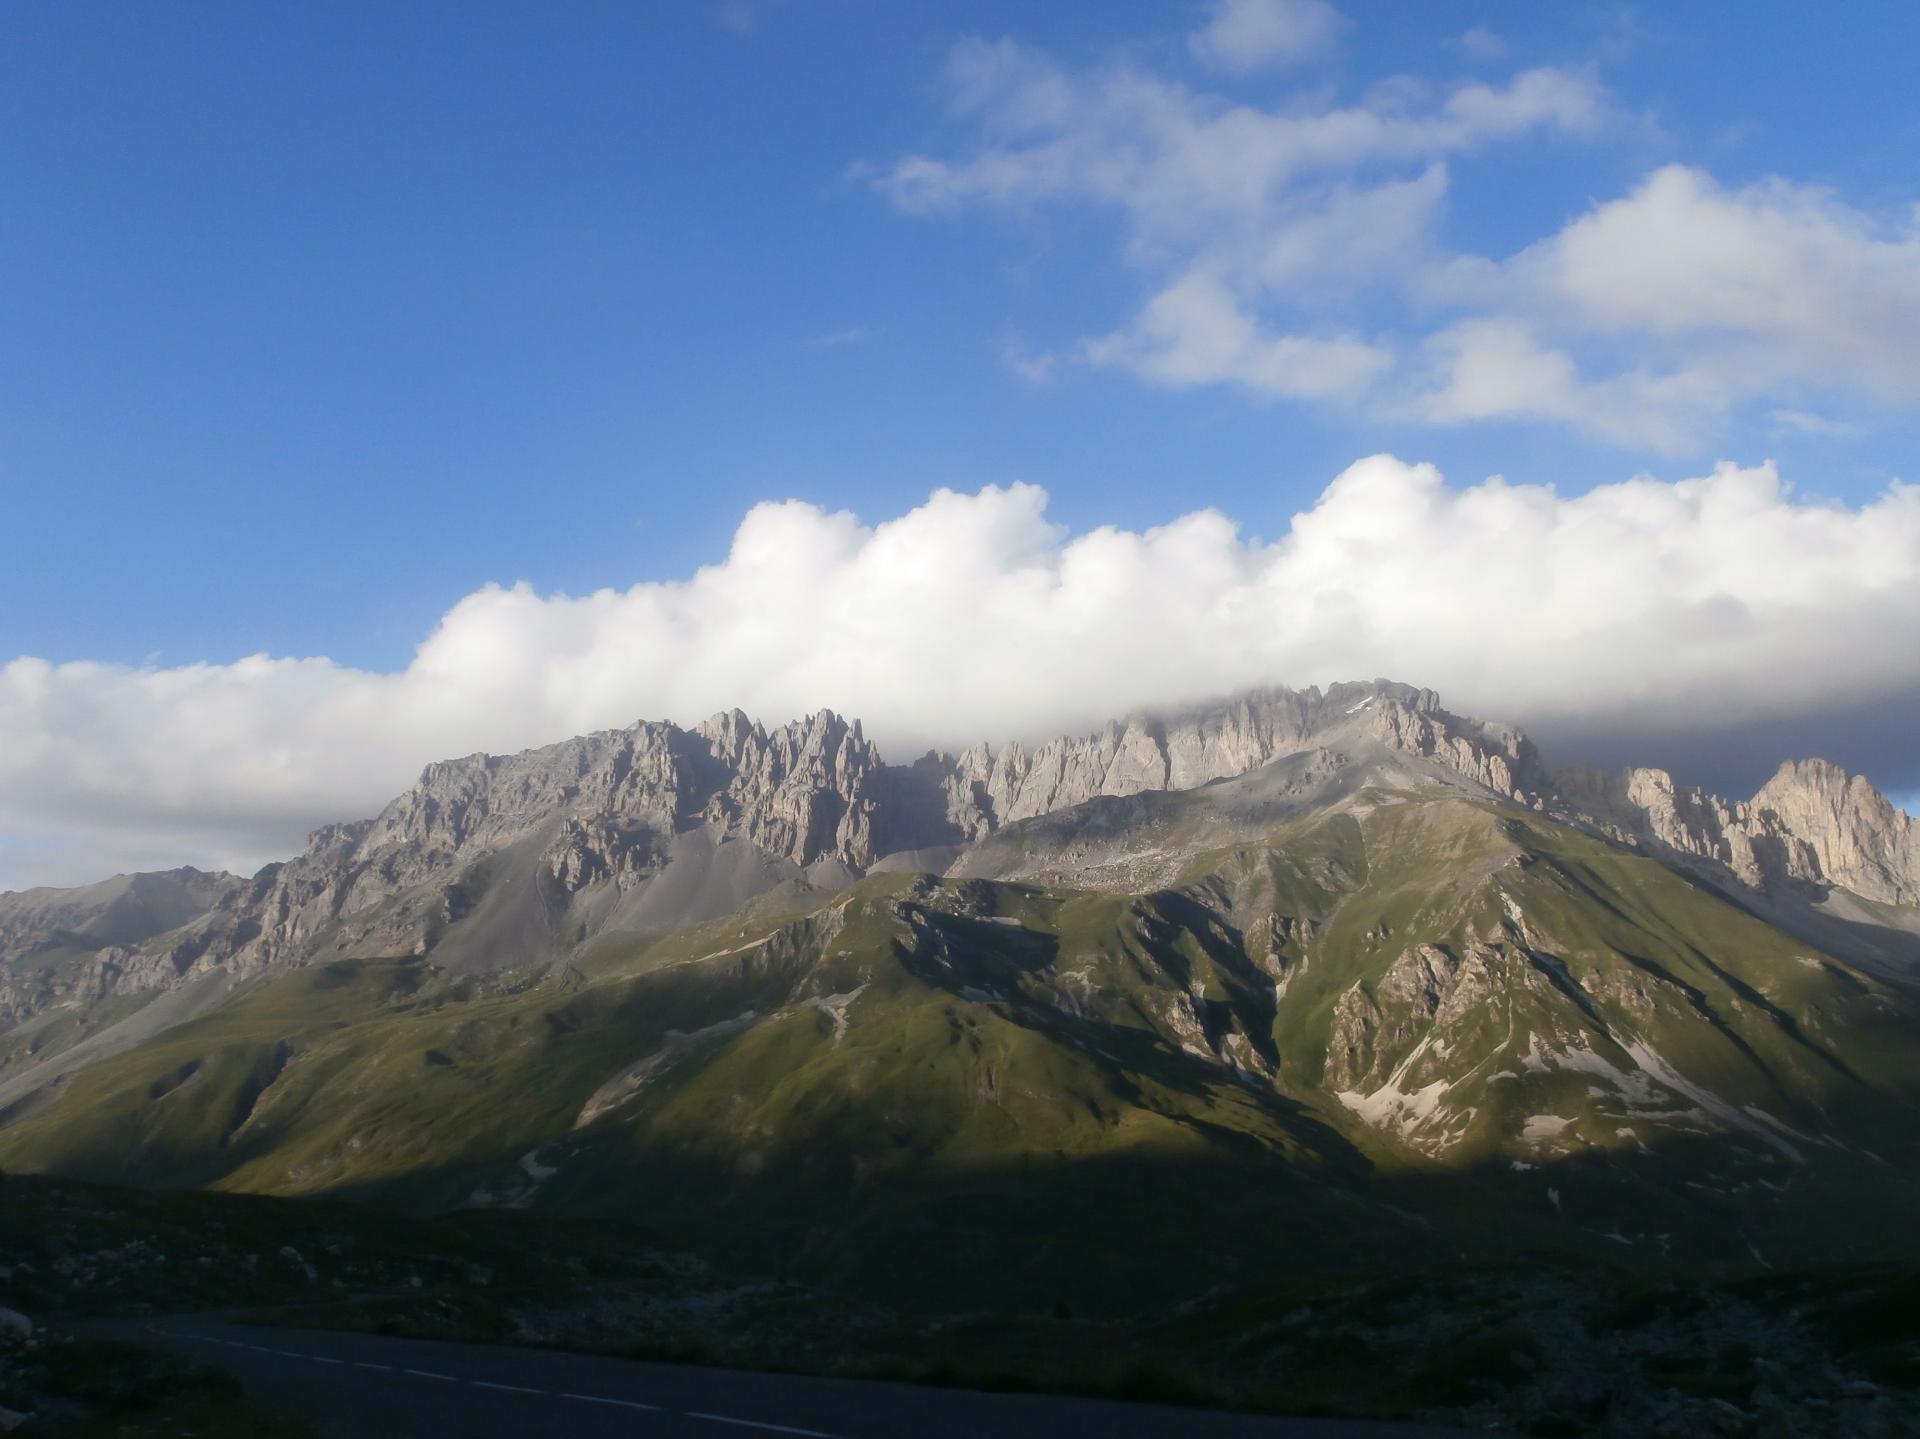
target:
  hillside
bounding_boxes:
[4,677,1919,1436]
[4,755,1916,1309]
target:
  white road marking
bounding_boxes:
[562,1393,663,1412]
[166,1327,842,1439]
[686,1414,835,1437]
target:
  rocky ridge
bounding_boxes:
[922,680,1543,839]
[1558,757,1920,907]
[0,869,247,1031]
[1,680,1912,1053]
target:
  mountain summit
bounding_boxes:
[2,679,1912,1072]
[2,676,1917,1309]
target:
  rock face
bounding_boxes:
[1752,759,1919,906]
[226,679,1545,972]
[1558,758,1919,905]
[927,680,1545,839]
[237,708,889,971]
[0,869,243,955]
[0,869,247,1030]
[3,678,1914,1055]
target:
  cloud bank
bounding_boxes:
[5,456,1918,888]
[871,13,1920,450]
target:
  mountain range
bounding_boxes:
[2,678,1918,1308]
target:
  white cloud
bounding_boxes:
[1454,26,1508,63]
[1410,318,1728,451]
[1190,0,1345,74]
[875,38,1600,401]
[1525,164,1920,399]
[1080,272,1392,398]
[1398,166,1920,450]
[5,458,1918,888]
[875,41,1603,237]
[872,27,1920,448]
[1770,408,1858,439]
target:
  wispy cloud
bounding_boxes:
[865,10,1920,451]
[1454,26,1508,62]
[715,0,784,37]
[1189,0,1346,74]
[867,24,1604,416]
[806,325,877,349]
[1771,408,1859,439]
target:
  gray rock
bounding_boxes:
[5,677,1914,1089]
[1558,757,1917,906]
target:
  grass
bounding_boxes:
[4,790,1920,1306]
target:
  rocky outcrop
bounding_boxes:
[1751,760,1919,906]
[0,869,248,1032]
[229,708,890,971]
[1558,759,1917,905]
[1326,940,1509,1094]
[925,681,1546,836]
[0,869,243,955]
[5,679,1913,1049]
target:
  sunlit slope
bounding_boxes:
[4,786,1917,1303]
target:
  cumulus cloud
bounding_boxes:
[5,458,1918,888]
[869,22,1920,449]
[1402,166,1920,447]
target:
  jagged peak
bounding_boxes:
[1754,756,1902,814]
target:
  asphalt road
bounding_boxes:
[115,1315,1489,1439]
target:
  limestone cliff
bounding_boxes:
[1557,758,1917,905]
[4,679,1912,1050]
[926,680,1545,839]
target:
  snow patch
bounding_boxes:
[1519,1033,1810,1163]
[1337,1034,1460,1147]
[1624,1041,1807,1162]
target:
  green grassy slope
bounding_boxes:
[3,789,1917,1310]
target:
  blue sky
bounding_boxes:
[3,1,1919,881]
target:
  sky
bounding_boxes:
[3,0,1919,886]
